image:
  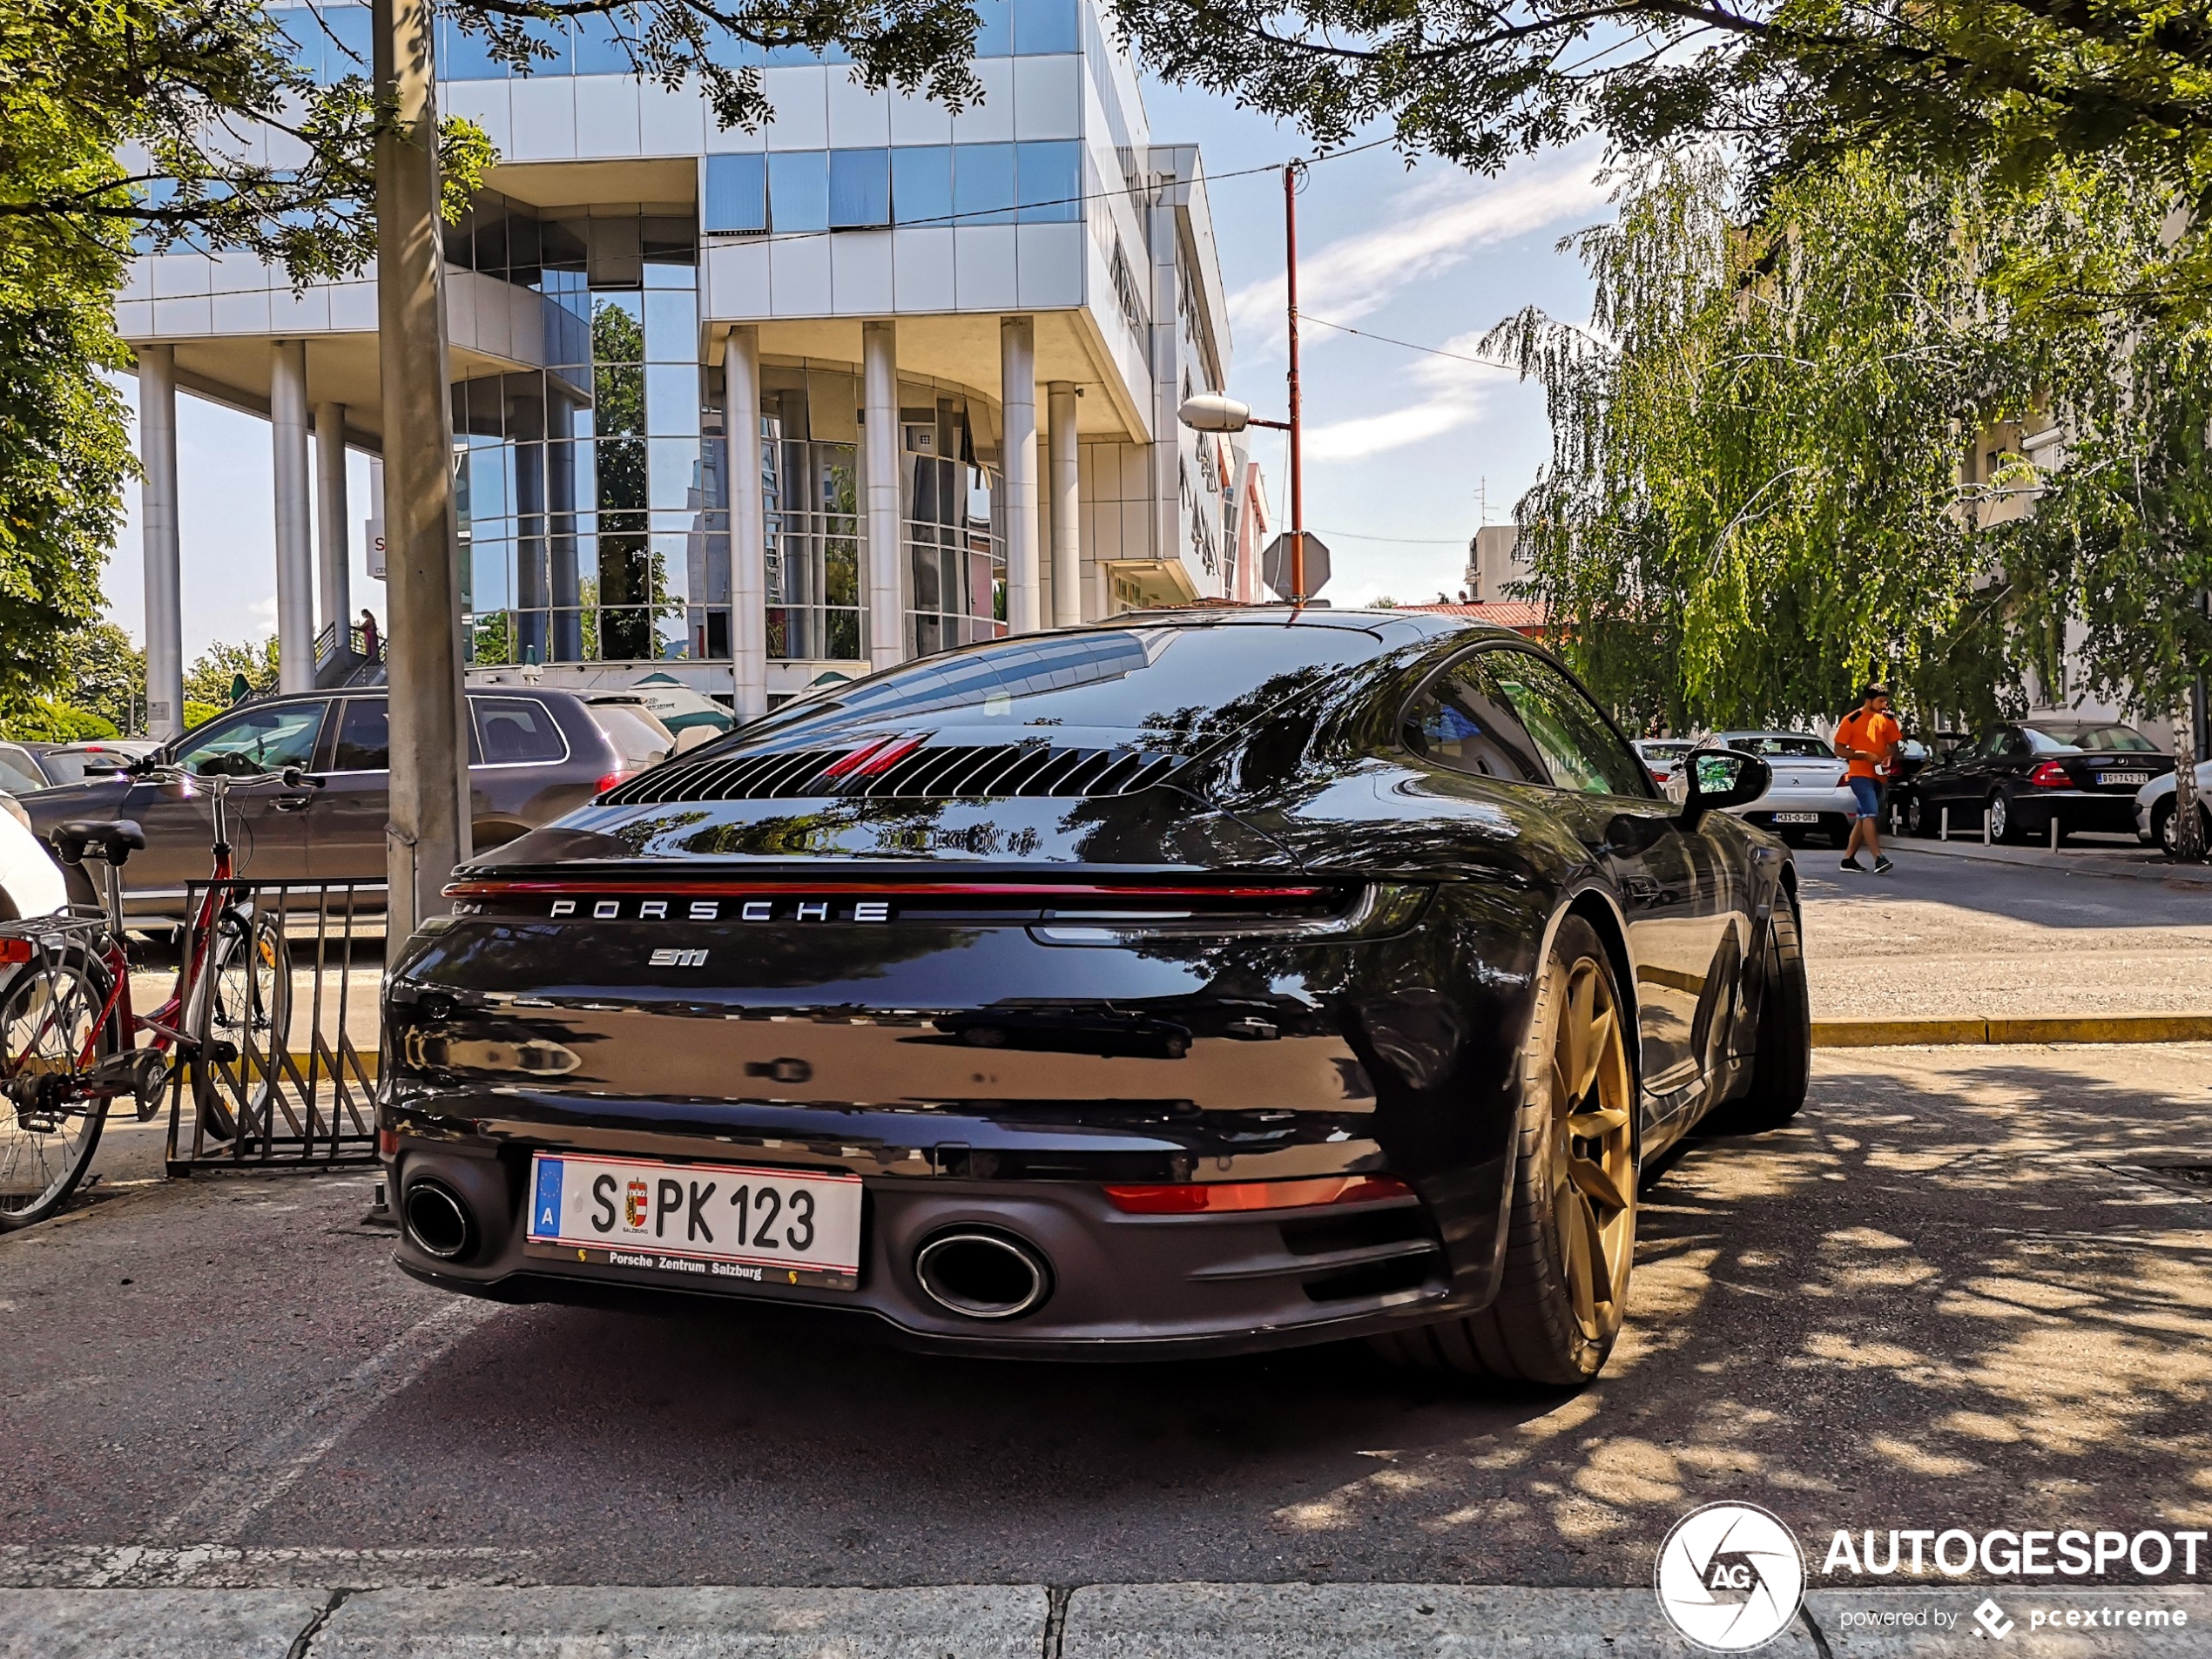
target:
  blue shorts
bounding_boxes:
[1848,777,1883,819]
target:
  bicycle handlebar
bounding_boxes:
[130,761,325,790]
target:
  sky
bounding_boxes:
[99,71,1612,659]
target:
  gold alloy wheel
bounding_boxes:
[1548,956,1636,1340]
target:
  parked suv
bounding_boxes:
[19,688,671,922]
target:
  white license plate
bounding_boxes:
[2098,772,2149,786]
[1771,812,1822,824]
[524,1152,862,1290]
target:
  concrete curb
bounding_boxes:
[1814,1015,2212,1048]
[6,1581,2210,1658]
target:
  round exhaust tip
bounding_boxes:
[402,1179,475,1261]
[914,1229,1053,1320]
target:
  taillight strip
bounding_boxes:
[1103,1176,1414,1214]
[444,878,1329,900]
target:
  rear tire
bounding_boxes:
[1719,900,1810,1131]
[1372,914,1638,1386]
[1988,791,2021,843]
[0,948,114,1229]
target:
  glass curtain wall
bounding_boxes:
[899,397,1006,658]
[448,195,719,664]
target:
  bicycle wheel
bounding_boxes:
[0,946,113,1228]
[188,905,292,1148]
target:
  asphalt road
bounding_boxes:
[1800,844,2212,1020]
[9,1044,2210,1591]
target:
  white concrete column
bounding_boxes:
[861,320,903,671]
[1001,317,1040,634]
[1048,381,1080,628]
[138,346,185,741]
[314,402,351,645]
[726,326,768,720]
[270,341,315,692]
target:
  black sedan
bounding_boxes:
[1903,718,2173,842]
[381,610,1807,1386]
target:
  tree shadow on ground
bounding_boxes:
[255,1050,2212,1588]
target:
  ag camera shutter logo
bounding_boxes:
[1656,1501,1807,1651]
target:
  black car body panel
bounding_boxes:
[381,611,1796,1357]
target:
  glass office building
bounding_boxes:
[117,0,1243,724]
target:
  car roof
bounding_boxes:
[1106,605,1519,645]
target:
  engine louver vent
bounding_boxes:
[601,742,1189,806]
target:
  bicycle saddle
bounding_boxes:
[52,819,147,867]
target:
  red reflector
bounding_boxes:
[377,1127,399,1158]
[2028,761,2072,787]
[0,939,32,966]
[851,734,926,776]
[822,738,892,779]
[1103,1175,1413,1214]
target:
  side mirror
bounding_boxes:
[1672,747,1772,828]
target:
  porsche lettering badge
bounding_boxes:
[550,899,893,923]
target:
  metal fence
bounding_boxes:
[163,879,382,1173]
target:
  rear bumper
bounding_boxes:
[2010,790,2141,832]
[382,1103,1487,1359]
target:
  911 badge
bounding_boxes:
[650,948,709,968]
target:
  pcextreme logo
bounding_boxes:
[1655,1502,1809,1652]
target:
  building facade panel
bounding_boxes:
[121,0,1251,707]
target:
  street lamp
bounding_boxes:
[1176,158,1315,604]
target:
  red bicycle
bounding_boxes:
[0,762,320,1226]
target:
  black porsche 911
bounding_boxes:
[381,610,1805,1385]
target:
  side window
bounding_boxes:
[1399,655,1547,783]
[1998,728,2032,759]
[1487,652,1650,798]
[473,698,568,765]
[330,698,391,772]
[173,703,326,778]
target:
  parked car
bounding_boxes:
[19,688,672,923]
[2135,760,2212,854]
[382,610,1805,1386]
[1707,731,1856,846]
[0,786,66,921]
[24,739,161,786]
[0,743,52,799]
[1905,719,2174,841]
[1633,738,1694,789]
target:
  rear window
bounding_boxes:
[747,624,1385,751]
[0,745,47,794]
[585,702,673,765]
[1637,741,1691,759]
[1728,734,1831,759]
[475,698,569,765]
[2027,723,2156,753]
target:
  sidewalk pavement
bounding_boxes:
[4,1578,2208,1656]
[1889,836,2212,886]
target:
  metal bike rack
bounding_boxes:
[165,879,383,1173]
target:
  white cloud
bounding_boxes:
[1303,332,1507,461]
[1229,150,1609,354]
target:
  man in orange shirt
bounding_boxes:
[1833,684,1902,874]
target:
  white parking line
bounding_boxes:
[152,1298,499,1542]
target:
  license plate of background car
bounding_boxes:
[1772,812,1821,824]
[2098,772,2150,786]
[524,1152,862,1290]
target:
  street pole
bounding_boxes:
[374,0,470,934]
[1283,160,1305,605]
